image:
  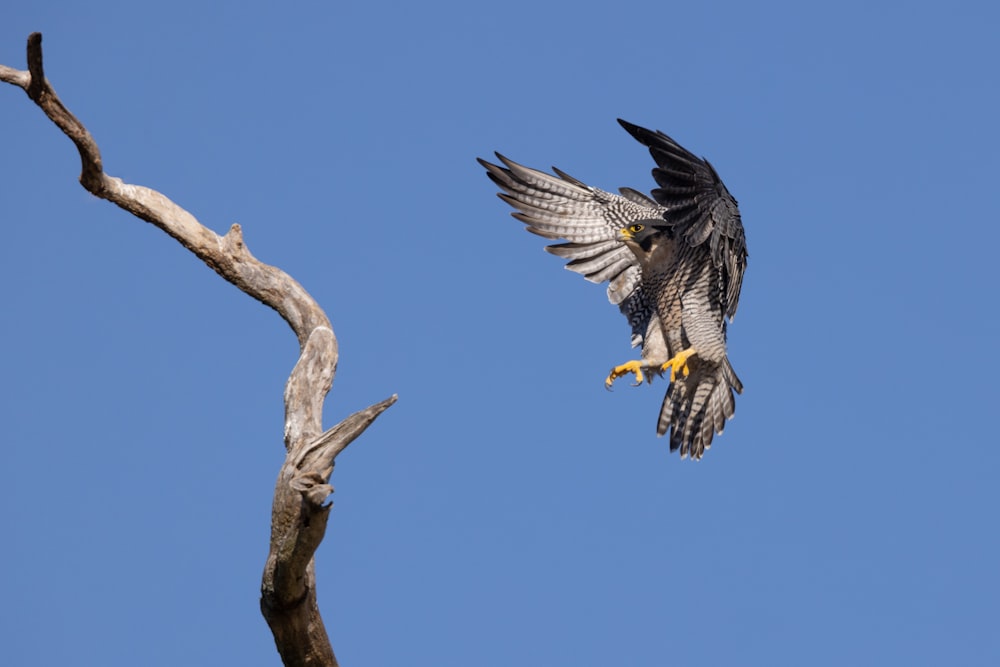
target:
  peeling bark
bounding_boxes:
[1,33,393,667]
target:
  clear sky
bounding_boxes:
[2,1,998,665]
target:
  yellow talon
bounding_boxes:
[605,360,645,389]
[660,348,697,382]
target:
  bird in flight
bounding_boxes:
[479,120,747,459]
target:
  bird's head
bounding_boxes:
[618,221,674,266]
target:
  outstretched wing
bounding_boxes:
[617,120,747,320]
[478,153,666,346]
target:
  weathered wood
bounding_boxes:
[1,32,394,667]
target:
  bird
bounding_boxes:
[478,119,747,459]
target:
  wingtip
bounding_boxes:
[617,118,639,135]
[478,152,507,167]
[494,152,524,171]
[617,118,657,146]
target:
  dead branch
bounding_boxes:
[1,32,395,667]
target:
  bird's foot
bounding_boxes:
[605,360,646,390]
[660,348,697,382]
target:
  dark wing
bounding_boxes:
[617,119,747,320]
[478,153,666,346]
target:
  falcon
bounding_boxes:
[479,120,747,459]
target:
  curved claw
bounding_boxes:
[605,360,645,390]
[660,348,697,382]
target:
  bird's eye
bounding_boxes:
[630,224,644,233]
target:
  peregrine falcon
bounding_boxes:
[479,119,747,459]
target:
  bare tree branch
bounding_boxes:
[1,32,394,667]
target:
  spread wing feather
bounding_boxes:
[617,119,747,320]
[478,153,665,347]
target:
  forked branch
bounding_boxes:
[1,33,394,667]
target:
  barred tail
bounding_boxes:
[657,357,742,459]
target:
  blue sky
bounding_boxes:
[2,1,998,665]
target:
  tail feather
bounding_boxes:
[657,358,742,459]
